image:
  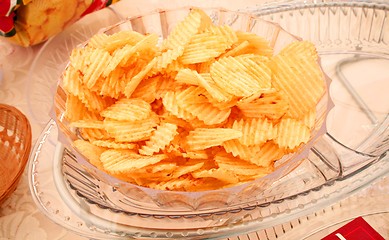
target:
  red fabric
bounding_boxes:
[0,0,11,16]
[0,12,14,34]
[81,0,110,17]
[322,217,385,240]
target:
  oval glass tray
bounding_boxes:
[28,120,389,239]
[27,1,389,239]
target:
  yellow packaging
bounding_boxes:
[0,0,120,47]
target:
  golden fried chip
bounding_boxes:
[222,139,262,162]
[71,120,104,129]
[73,139,106,170]
[250,141,286,167]
[275,118,311,149]
[237,90,289,120]
[104,117,158,142]
[162,9,202,50]
[210,55,272,97]
[185,128,242,150]
[101,98,152,121]
[91,139,138,150]
[231,118,275,146]
[162,91,196,121]
[235,31,273,57]
[81,47,112,88]
[88,31,145,52]
[131,75,160,103]
[124,57,158,97]
[214,151,273,177]
[100,149,167,173]
[192,168,239,184]
[271,47,325,118]
[139,122,178,156]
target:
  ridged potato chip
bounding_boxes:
[275,118,311,149]
[210,55,272,97]
[237,90,289,120]
[104,117,158,142]
[232,118,275,146]
[101,98,151,121]
[91,140,138,150]
[73,139,106,170]
[100,149,167,173]
[186,128,242,150]
[271,47,325,118]
[139,122,178,156]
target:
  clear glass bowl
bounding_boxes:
[53,7,331,212]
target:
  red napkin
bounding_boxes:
[322,217,385,240]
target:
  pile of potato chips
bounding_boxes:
[61,8,325,191]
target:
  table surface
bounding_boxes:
[1,0,388,239]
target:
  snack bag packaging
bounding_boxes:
[0,0,120,47]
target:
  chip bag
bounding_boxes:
[0,0,120,47]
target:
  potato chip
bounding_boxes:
[170,159,205,178]
[131,75,160,103]
[65,94,101,122]
[104,117,158,142]
[231,118,275,146]
[91,67,126,99]
[162,91,196,121]
[71,120,104,129]
[279,41,318,61]
[79,128,111,141]
[101,98,151,121]
[300,108,317,129]
[81,47,112,88]
[275,118,311,149]
[155,76,185,99]
[150,47,185,75]
[175,86,231,125]
[139,122,178,156]
[100,149,167,173]
[175,68,200,86]
[91,139,138,150]
[271,46,325,118]
[88,31,145,52]
[73,139,106,170]
[235,31,273,57]
[124,57,158,98]
[222,139,262,161]
[210,55,272,97]
[214,151,273,177]
[192,168,239,184]
[185,128,242,150]
[237,90,289,120]
[182,150,209,159]
[219,40,250,58]
[250,141,286,167]
[162,9,202,50]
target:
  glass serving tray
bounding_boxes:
[27,1,389,239]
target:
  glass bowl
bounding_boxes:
[53,7,331,214]
[0,104,32,205]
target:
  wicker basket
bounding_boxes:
[0,104,32,205]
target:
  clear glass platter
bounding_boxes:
[28,119,389,239]
[27,1,389,239]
